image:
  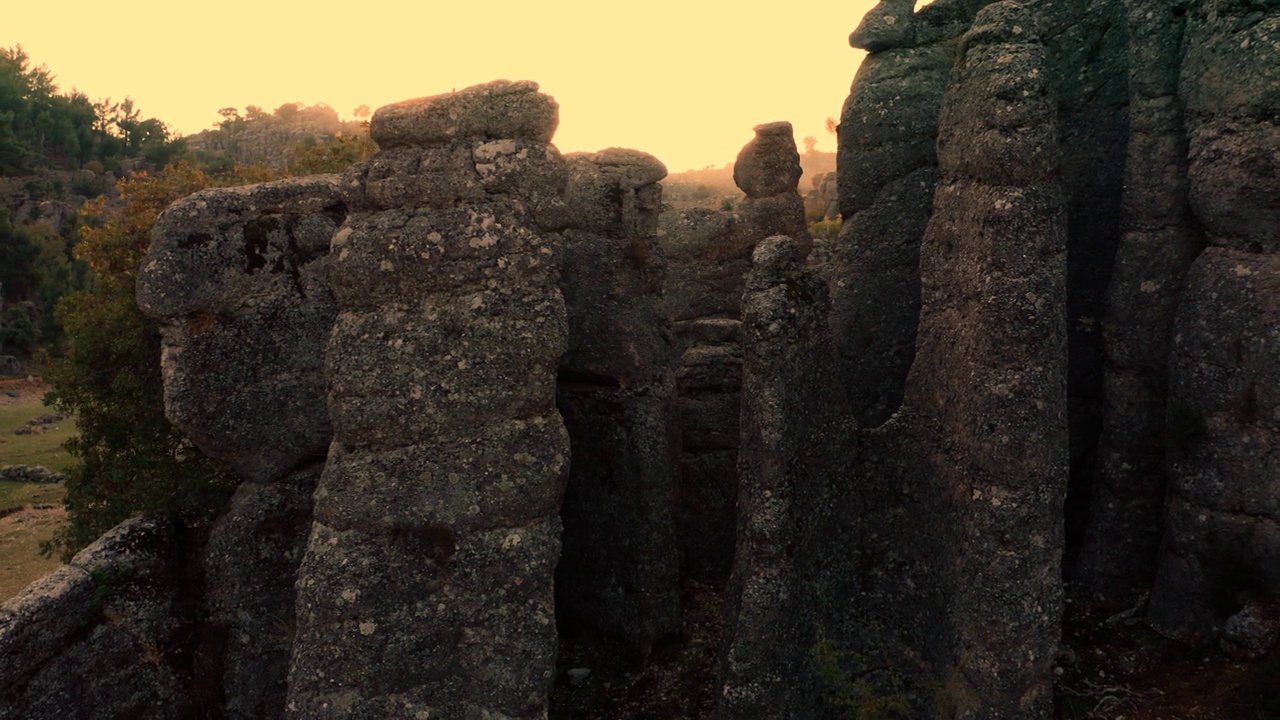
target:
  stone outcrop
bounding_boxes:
[0,517,195,720]
[1146,0,1280,643]
[658,122,810,584]
[830,1,965,427]
[137,174,345,719]
[1074,0,1203,596]
[4,2,1278,715]
[286,80,570,719]
[821,4,1069,717]
[554,148,681,658]
[716,236,852,720]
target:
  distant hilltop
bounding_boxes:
[183,101,367,168]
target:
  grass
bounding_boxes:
[0,377,73,601]
[0,388,76,473]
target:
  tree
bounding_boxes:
[352,104,370,120]
[43,163,242,558]
[802,135,817,154]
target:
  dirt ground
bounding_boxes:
[0,375,70,601]
[1055,594,1278,720]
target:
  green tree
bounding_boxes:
[286,131,376,175]
[43,163,242,558]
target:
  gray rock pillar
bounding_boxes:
[832,0,980,427]
[659,122,811,585]
[716,236,852,720]
[1148,0,1280,645]
[285,80,570,719]
[1075,0,1203,597]
[554,148,681,658]
[137,176,345,718]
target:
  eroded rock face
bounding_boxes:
[716,236,852,720]
[658,124,810,585]
[1075,0,1202,597]
[1147,0,1280,642]
[831,6,964,427]
[555,149,682,658]
[137,175,345,718]
[822,4,1068,717]
[286,81,570,719]
[138,176,344,484]
[0,517,194,720]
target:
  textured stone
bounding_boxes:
[848,0,918,52]
[369,79,559,149]
[555,149,681,656]
[1076,0,1202,596]
[827,4,1068,717]
[287,80,570,719]
[716,236,852,720]
[1146,0,1280,644]
[732,122,803,199]
[0,517,193,720]
[137,175,344,484]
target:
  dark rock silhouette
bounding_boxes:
[2,0,1278,715]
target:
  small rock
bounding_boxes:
[567,667,591,686]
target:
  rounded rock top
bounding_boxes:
[370,79,560,149]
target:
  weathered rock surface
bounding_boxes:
[716,236,852,720]
[287,81,570,719]
[658,124,810,585]
[0,517,194,720]
[848,0,918,52]
[555,149,681,658]
[823,4,1068,717]
[138,175,344,485]
[831,10,958,427]
[1075,0,1201,596]
[137,175,344,718]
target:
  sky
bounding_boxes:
[4,1,879,173]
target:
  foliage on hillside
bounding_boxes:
[0,45,182,175]
[41,164,243,557]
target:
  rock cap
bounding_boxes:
[370,79,559,149]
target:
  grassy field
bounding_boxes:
[0,377,73,601]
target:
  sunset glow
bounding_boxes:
[3,0,877,172]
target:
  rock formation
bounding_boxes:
[717,235,851,720]
[0,517,196,719]
[555,148,682,658]
[658,122,811,584]
[286,80,570,719]
[2,1,1278,715]
[816,4,1069,717]
[1146,0,1280,644]
[137,174,346,718]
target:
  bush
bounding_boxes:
[42,163,241,558]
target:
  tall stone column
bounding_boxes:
[1148,0,1280,648]
[1076,0,1202,597]
[285,81,571,719]
[554,148,682,658]
[137,176,345,718]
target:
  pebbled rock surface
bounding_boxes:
[716,236,853,720]
[0,517,196,720]
[286,80,570,719]
[1074,0,1202,597]
[137,175,344,485]
[830,2,973,427]
[137,174,344,718]
[1144,0,1280,644]
[555,149,682,659]
[658,124,810,585]
[826,4,1068,717]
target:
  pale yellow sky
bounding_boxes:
[4,1,877,173]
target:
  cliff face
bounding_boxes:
[0,1,1276,717]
